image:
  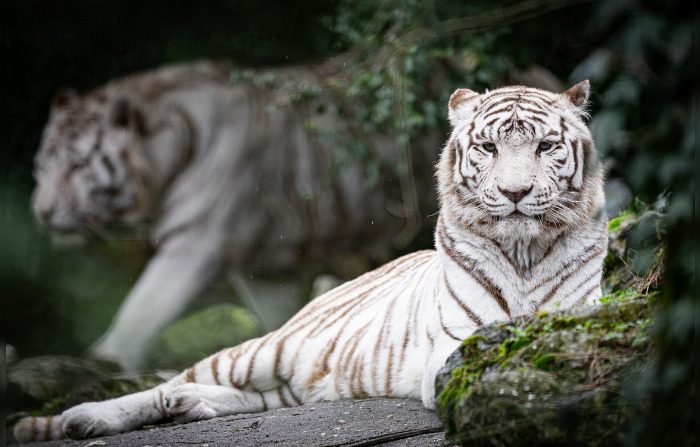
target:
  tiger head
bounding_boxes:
[438,81,605,241]
[32,89,152,234]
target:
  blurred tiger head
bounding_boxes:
[32,89,152,234]
[438,80,605,239]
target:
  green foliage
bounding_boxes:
[576,1,693,210]
[328,0,510,138]
[603,198,665,294]
[569,1,695,443]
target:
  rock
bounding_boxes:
[7,356,163,417]
[435,295,653,446]
[147,304,262,370]
[18,398,445,447]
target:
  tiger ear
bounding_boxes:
[51,88,78,109]
[562,80,590,109]
[448,88,480,126]
[109,95,146,134]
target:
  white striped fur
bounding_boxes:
[15,81,607,442]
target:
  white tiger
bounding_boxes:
[31,61,438,371]
[15,80,608,442]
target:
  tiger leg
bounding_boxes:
[164,383,293,423]
[11,369,247,441]
[13,387,167,442]
[420,339,463,410]
[14,334,287,441]
[91,234,226,371]
[164,333,299,422]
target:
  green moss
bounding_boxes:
[436,295,655,446]
[147,304,262,370]
[607,210,635,232]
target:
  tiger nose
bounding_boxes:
[37,206,56,224]
[498,185,533,203]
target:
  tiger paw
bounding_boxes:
[164,384,219,423]
[61,401,130,439]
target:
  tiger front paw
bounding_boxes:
[61,402,130,439]
[164,384,219,423]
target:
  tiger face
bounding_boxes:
[440,81,602,239]
[32,90,152,233]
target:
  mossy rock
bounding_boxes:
[147,304,263,370]
[9,305,263,418]
[435,294,654,446]
[7,355,164,418]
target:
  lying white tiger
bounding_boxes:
[15,80,607,442]
[32,61,438,371]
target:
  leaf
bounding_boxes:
[533,354,557,370]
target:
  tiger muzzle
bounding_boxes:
[498,185,533,204]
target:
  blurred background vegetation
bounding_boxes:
[2,0,694,444]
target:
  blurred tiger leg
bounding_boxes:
[90,234,225,371]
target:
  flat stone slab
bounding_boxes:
[20,398,446,446]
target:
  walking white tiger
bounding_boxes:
[14,80,608,442]
[31,61,439,371]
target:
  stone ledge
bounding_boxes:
[20,398,446,447]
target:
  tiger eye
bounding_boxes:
[537,141,553,152]
[482,142,497,153]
